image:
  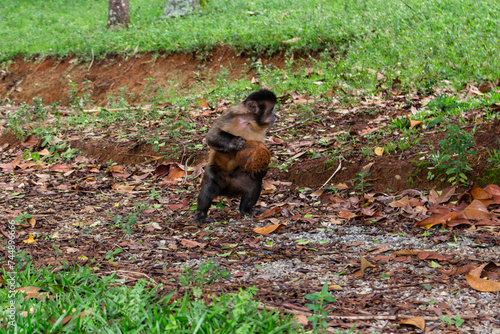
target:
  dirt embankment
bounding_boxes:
[1,47,294,106]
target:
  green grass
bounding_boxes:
[0,259,300,333]
[1,0,499,89]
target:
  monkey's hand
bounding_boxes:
[228,136,246,151]
[250,168,267,180]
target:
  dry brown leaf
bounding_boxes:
[107,166,124,173]
[197,98,209,108]
[28,217,36,228]
[111,183,135,192]
[16,286,41,294]
[38,148,50,156]
[436,186,455,204]
[389,196,409,208]
[485,184,500,196]
[269,136,285,144]
[417,251,452,261]
[253,222,287,235]
[255,207,281,219]
[440,264,476,276]
[466,263,500,292]
[168,167,187,179]
[22,135,38,148]
[483,262,500,280]
[353,256,376,277]
[417,212,458,228]
[460,200,491,220]
[478,82,494,93]
[471,187,493,200]
[338,211,356,219]
[410,119,422,129]
[261,179,277,195]
[294,314,309,326]
[428,189,439,205]
[392,249,423,256]
[333,183,349,190]
[180,239,206,249]
[166,199,190,210]
[400,317,425,330]
[405,113,422,129]
[49,164,72,173]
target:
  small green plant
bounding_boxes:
[304,282,336,333]
[353,171,371,193]
[105,248,122,262]
[440,315,464,328]
[429,123,477,185]
[179,259,231,294]
[67,76,93,110]
[487,146,500,166]
[149,188,161,200]
[390,116,410,130]
[114,213,136,234]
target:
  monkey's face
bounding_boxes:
[247,100,277,127]
[260,102,276,127]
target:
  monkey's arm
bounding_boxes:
[206,129,245,153]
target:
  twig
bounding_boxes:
[258,303,496,323]
[321,157,343,188]
[82,106,150,113]
[123,55,138,75]
[88,48,94,72]
[399,0,430,19]
[217,48,227,68]
[270,116,315,133]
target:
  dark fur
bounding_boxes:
[194,89,277,223]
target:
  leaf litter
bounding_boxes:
[0,81,500,332]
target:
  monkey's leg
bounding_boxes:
[238,175,263,216]
[194,166,223,223]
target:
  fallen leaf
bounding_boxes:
[180,239,206,249]
[466,263,500,292]
[197,98,209,108]
[417,212,458,228]
[338,211,356,219]
[353,256,376,277]
[478,82,494,93]
[374,147,384,156]
[253,222,287,235]
[22,135,38,148]
[23,233,35,244]
[400,317,425,330]
[255,207,281,219]
[111,183,135,193]
[392,249,423,256]
[294,314,309,326]
[49,164,73,173]
[460,200,491,220]
[436,186,455,204]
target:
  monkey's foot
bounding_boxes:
[193,211,208,224]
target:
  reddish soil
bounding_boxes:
[1,46,294,106]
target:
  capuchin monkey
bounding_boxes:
[194,89,277,223]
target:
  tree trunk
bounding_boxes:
[161,0,200,19]
[108,0,130,29]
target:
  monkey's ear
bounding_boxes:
[246,101,259,114]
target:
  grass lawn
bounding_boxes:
[1,0,499,89]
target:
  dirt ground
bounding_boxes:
[1,50,500,333]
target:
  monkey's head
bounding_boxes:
[244,89,277,127]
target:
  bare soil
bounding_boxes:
[1,46,293,106]
[1,50,500,333]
